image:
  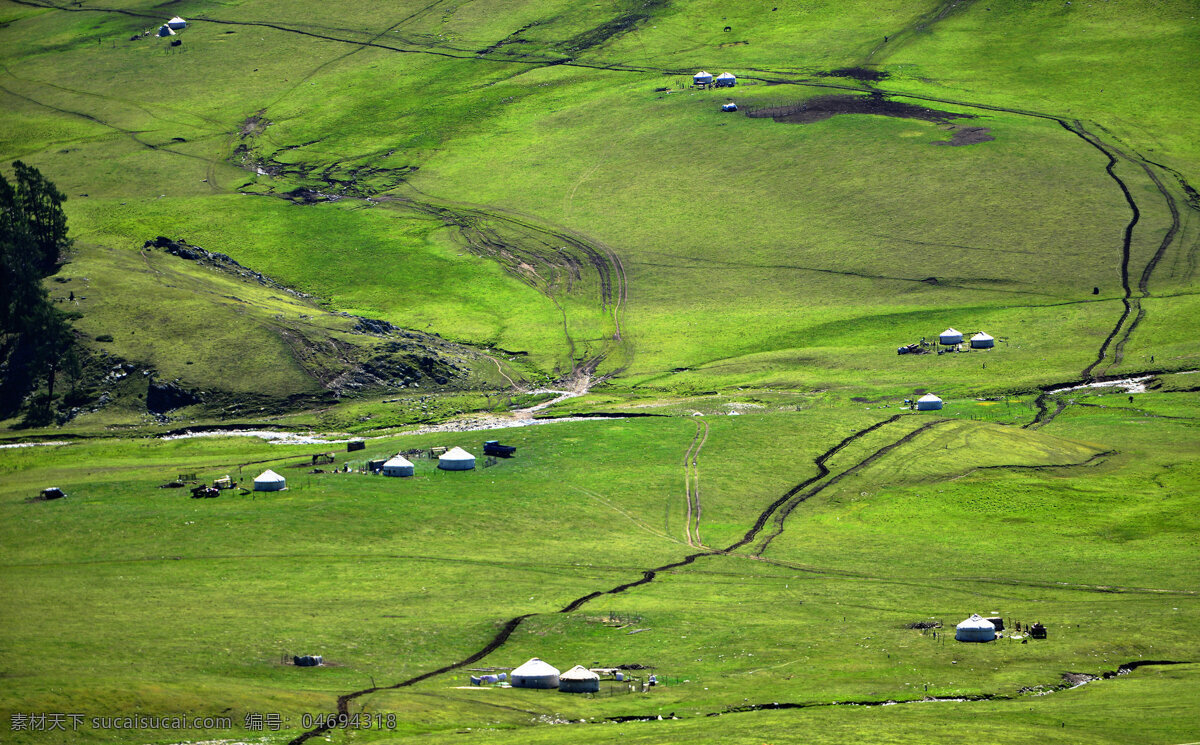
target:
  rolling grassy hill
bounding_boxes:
[1,1,1198,744]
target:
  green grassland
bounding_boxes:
[2,1,1200,744]
[2,0,1197,404]
[2,397,1197,744]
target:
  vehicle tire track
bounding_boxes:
[682,418,709,547]
[753,419,947,556]
[1057,120,1138,380]
[286,416,902,744]
[287,613,535,744]
[723,416,903,553]
[863,0,977,66]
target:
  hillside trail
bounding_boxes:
[285,414,923,744]
[283,406,1176,744]
[18,0,1192,409]
[682,418,709,547]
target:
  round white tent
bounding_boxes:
[970,332,995,349]
[693,70,713,85]
[166,16,187,29]
[511,658,560,689]
[437,446,475,471]
[558,665,600,693]
[955,614,997,642]
[939,327,963,345]
[253,469,286,491]
[382,455,414,477]
[156,24,175,37]
[916,394,943,411]
[715,71,737,87]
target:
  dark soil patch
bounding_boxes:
[933,126,994,146]
[816,67,889,82]
[745,93,971,125]
[905,620,942,630]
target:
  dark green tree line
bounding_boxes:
[0,161,78,422]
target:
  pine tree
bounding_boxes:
[0,162,77,421]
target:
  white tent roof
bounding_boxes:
[254,469,285,483]
[956,614,995,630]
[440,446,474,461]
[716,72,736,79]
[168,16,186,24]
[560,665,599,681]
[512,658,559,677]
[384,455,413,468]
[918,394,942,403]
[971,332,994,341]
[694,70,711,77]
[941,327,960,336]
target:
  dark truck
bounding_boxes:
[483,440,516,457]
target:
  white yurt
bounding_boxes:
[693,70,713,85]
[167,16,187,29]
[156,24,175,37]
[253,469,286,491]
[511,658,560,689]
[970,332,995,349]
[437,446,475,471]
[715,71,737,87]
[916,394,943,411]
[382,455,414,477]
[558,665,600,693]
[939,327,963,345]
[955,614,997,642]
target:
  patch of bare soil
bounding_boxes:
[745,93,971,124]
[933,126,994,146]
[816,67,889,82]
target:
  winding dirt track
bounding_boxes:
[284,414,914,744]
[682,418,709,547]
[752,419,947,556]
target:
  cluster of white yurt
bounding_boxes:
[511,658,560,689]
[437,446,475,471]
[940,327,995,347]
[253,469,286,491]
[955,614,997,642]
[693,70,737,87]
[558,665,600,693]
[155,17,187,38]
[970,332,995,348]
[916,393,943,411]
[381,455,414,477]
[939,327,963,345]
